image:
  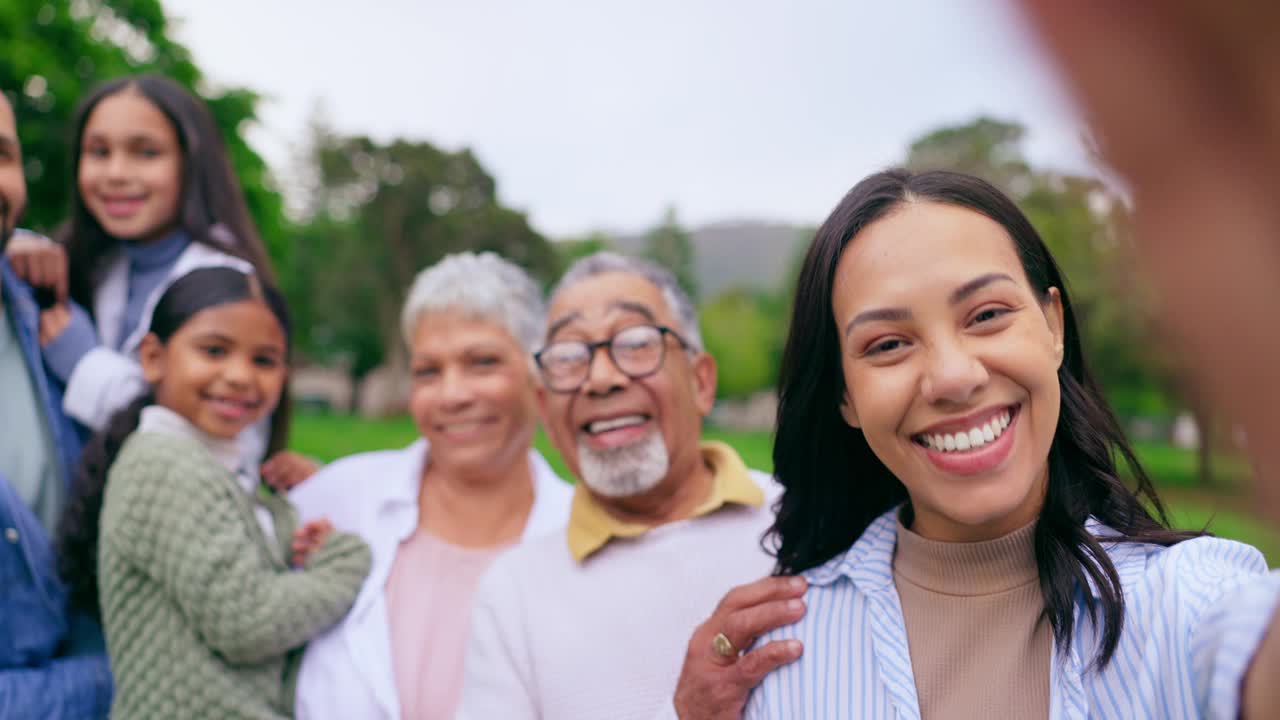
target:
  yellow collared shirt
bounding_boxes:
[566,440,765,562]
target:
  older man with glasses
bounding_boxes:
[458,252,806,720]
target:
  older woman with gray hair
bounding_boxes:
[289,252,573,720]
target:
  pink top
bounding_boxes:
[384,529,511,720]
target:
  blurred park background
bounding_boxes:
[4,0,1276,562]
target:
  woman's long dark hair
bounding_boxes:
[58,74,276,312]
[58,267,292,620]
[769,169,1200,668]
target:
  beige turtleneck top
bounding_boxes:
[893,516,1052,720]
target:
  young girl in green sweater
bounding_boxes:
[57,266,371,719]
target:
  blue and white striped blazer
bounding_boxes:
[746,509,1280,719]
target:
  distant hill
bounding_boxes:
[607,220,812,299]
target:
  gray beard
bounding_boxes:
[576,432,670,498]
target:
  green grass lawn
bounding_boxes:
[288,412,778,483]
[291,412,1279,564]
[1127,440,1253,490]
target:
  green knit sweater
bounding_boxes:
[98,432,371,719]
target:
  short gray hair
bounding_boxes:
[550,251,703,351]
[401,252,545,354]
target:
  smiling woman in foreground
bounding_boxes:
[745,169,1280,719]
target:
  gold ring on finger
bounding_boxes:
[712,632,736,658]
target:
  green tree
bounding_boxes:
[700,288,786,399]
[642,207,698,301]
[290,125,558,378]
[906,116,1032,196]
[552,231,612,278]
[0,0,286,262]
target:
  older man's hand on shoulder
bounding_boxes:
[672,575,806,720]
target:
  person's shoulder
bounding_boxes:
[1135,534,1269,582]
[1113,535,1280,676]
[512,528,574,565]
[112,432,222,487]
[103,433,227,527]
[301,443,414,489]
[177,241,254,275]
[1104,533,1271,618]
[489,529,575,584]
[473,531,572,618]
[748,468,784,505]
[115,430,208,463]
[797,509,899,590]
[290,441,421,518]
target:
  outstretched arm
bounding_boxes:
[1015,0,1280,505]
[1015,7,1280,713]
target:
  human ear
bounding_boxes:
[839,389,861,428]
[691,352,718,417]
[1043,287,1065,366]
[138,333,166,384]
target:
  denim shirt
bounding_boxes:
[0,258,112,719]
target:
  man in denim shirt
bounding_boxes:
[0,90,112,718]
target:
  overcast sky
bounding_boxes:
[162,0,1089,238]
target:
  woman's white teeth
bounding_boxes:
[587,415,646,434]
[920,410,1011,452]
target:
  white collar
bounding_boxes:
[137,405,243,475]
[377,438,569,543]
[807,506,1153,602]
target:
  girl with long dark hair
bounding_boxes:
[745,169,1279,718]
[30,74,310,483]
[58,266,369,719]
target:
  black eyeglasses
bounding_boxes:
[534,324,690,393]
